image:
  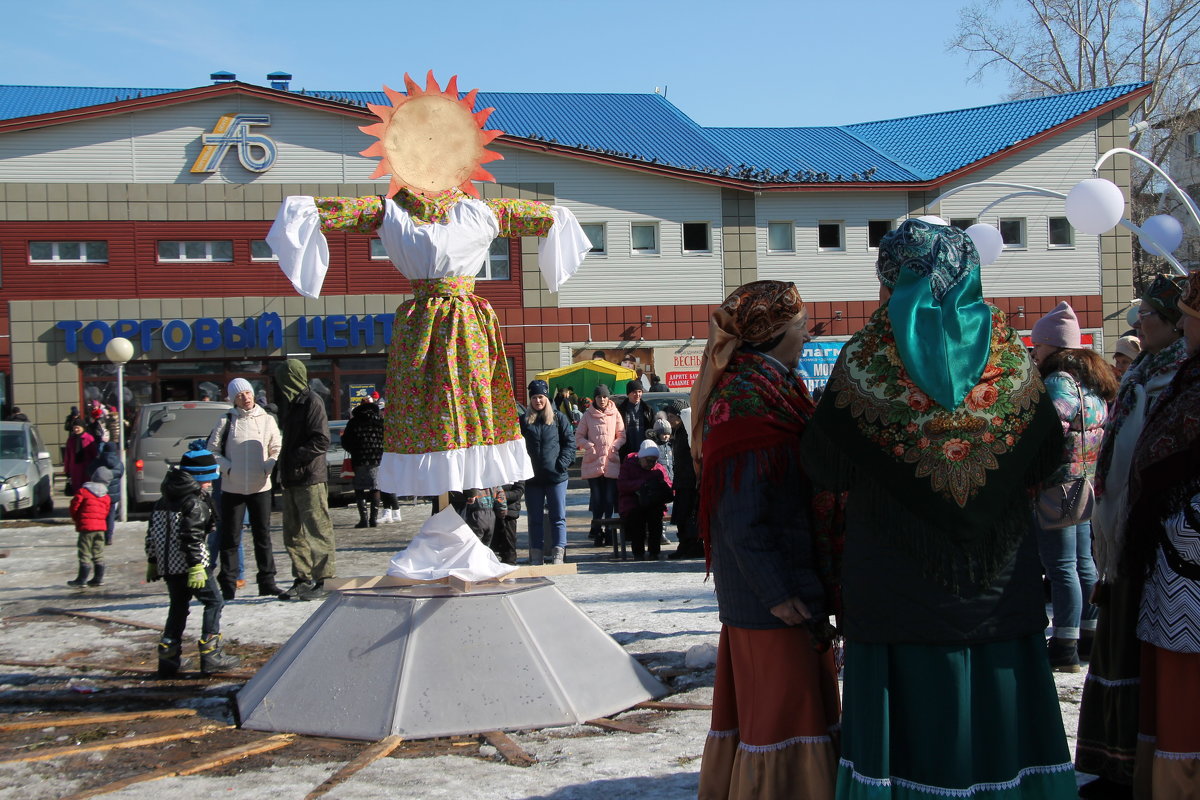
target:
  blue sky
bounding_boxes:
[5,0,1016,127]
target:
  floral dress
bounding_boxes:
[266,190,592,496]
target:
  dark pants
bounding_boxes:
[621,507,664,560]
[103,499,118,544]
[588,476,618,520]
[218,490,275,593]
[380,491,399,510]
[163,570,224,641]
[492,515,518,565]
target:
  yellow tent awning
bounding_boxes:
[534,360,637,399]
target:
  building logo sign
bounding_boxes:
[190,113,277,173]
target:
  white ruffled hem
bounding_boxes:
[377,439,534,496]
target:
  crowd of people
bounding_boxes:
[692,219,1200,800]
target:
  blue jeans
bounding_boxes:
[587,477,617,521]
[1035,519,1099,639]
[526,481,568,550]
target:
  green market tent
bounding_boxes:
[535,360,637,399]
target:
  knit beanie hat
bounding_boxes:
[179,439,220,482]
[527,379,550,398]
[626,381,642,395]
[1114,335,1142,360]
[228,377,254,399]
[91,466,113,485]
[594,384,611,398]
[1031,301,1081,349]
[637,439,660,458]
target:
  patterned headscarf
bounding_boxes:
[689,280,806,454]
[879,219,992,410]
[1143,273,1186,324]
[1177,270,1200,319]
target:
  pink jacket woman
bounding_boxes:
[575,400,626,479]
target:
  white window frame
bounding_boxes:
[369,238,389,260]
[998,218,1027,249]
[476,238,510,280]
[682,221,712,254]
[1047,217,1074,249]
[29,241,108,263]
[767,221,795,253]
[250,240,278,261]
[866,220,894,250]
[631,222,660,256]
[580,223,607,255]
[156,240,233,262]
[817,221,845,252]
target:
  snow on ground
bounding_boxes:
[0,488,1088,798]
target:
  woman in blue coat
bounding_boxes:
[520,380,576,565]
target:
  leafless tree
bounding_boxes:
[952,1,1200,285]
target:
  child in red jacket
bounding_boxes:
[68,466,113,587]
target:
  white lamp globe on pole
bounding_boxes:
[104,337,134,523]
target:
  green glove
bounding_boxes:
[146,562,159,582]
[186,564,207,590]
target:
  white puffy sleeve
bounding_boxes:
[537,206,592,292]
[266,196,330,299]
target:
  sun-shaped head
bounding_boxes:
[359,71,504,199]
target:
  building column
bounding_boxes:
[721,189,757,295]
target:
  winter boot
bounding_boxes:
[278,579,316,601]
[529,548,544,566]
[198,634,239,675]
[87,563,106,587]
[258,578,281,597]
[157,637,182,677]
[355,495,369,528]
[379,508,394,524]
[67,564,90,588]
[1047,636,1081,673]
[549,546,566,565]
[1079,629,1095,662]
[588,521,602,544]
[369,504,378,527]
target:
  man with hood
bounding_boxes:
[273,359,335,601]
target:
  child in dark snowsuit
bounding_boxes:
[68,466,113,587]
[144,445,238,676]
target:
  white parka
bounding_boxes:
[206,404,281,496]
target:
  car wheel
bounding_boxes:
[37,493,54,515]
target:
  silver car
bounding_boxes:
[0,422,54,518]
[128,401,233,507]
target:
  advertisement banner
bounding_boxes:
[348,383,377,404]
[796,340,847,395]
[652,344,706,391]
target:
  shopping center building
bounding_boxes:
[0,74,1149,456]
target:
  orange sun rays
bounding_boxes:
[359,71,504,199]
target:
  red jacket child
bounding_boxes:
[70,472,113,532]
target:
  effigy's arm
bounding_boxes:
[265,196,386,298]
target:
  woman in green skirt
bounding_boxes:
[802,219,1076,799]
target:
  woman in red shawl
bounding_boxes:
[693,280,839,800]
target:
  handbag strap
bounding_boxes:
[1072,379,1086,463]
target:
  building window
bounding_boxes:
[369,238,388,259]
[867,220,893,248]
[581,223,606,254]
[476,238,510,280]
[1048,217,1074,248]
[817,221,844,251]
[631,222,659,255]
[29,241,108,263]
[767,221,794,252]
[682,222,711,253]
[999,218,1026,248]
[156,240,233,262]
[950,218,977,230]
[250,240,277,261]
[1188,131,1200,158]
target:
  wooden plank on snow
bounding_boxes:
[0,708,198,731]
[481,730,536,767]
[39,607,163,631]
[0,724,226,764]
[303,734,404,799]
[585,717,653,734]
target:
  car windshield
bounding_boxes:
[0,430,28,460]
[142,407,229,439]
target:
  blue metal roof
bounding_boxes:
[842,83,1149,180]
[0,81,1148,185]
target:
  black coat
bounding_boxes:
[87,443,125,500]
[520,410,575,485]
[617,398,655,459]
[341,402,385,468]
[277,388,330,487]
[146,469,216,573]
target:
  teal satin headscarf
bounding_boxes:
[878,219,992,411]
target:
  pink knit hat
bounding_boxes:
[1031,301,1081,349]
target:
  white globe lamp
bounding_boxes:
[1065,178,1126,235]
[965,223,1005,266]
[1139,214,1185,258]
[104,337,134,522]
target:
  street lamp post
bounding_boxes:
[104,337,134,523]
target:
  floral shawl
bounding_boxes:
[699,348,815,569]
[801,303,1061,593]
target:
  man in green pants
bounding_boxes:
[273,359,336,601]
